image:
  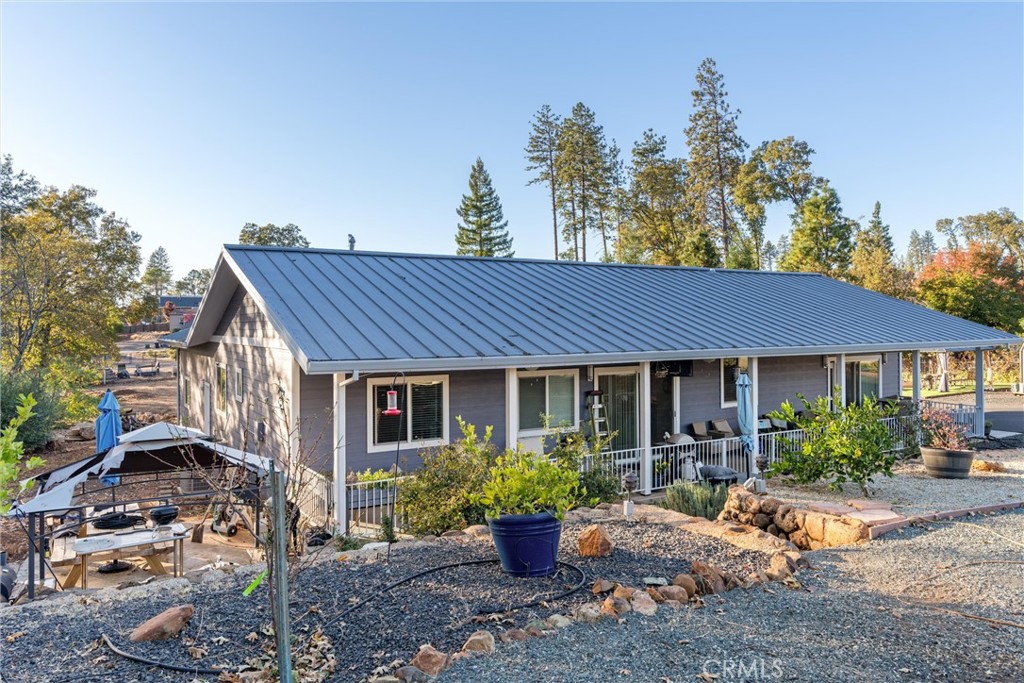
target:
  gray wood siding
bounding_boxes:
[214,286,286,345]
[178,340,293,464]
[678,356,828,435]
[342,370,506,474]
[757,356,830,417]
[299,371,334,473]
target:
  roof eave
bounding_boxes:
[304,337,1022,374]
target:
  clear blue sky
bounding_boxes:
[3,2,1022,276]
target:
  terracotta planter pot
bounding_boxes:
[921,446,975,479]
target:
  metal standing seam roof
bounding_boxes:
[180,245,1021,374]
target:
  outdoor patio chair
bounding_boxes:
[708,419,737,439]
[690,422,712,442]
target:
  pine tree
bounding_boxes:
[556,102,608,261]
[905,228,937,273]
[238,222,310,247]
[524,105,562,260]
[141,247,173,298]
[622,130,690,265]
[455,158,513,258]
[684,58,747,265]
[850,202,912,298]
[779,184,853,277]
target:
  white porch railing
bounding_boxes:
[290,464,333,529]
[920,398,983,436]
[345,476,409,536]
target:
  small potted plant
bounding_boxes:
[919,406,975,478]
[475,449,582,577]
[984,420,993,438]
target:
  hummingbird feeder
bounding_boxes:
[383,389,402,417]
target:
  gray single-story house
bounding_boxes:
[165,245,1021,527]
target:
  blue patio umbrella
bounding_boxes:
[95,389,122,453]
[735,372,755,465]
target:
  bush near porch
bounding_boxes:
[768,393,901,495]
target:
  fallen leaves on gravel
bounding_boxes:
[5,631,26,642]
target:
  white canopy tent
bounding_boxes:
[10,422,274,516]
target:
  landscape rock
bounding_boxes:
[573,603,604,623]
[645,586,665,603]
[499,628,529,643]
[410,644,450,676]
[463,524,492,540]
[129,604,194,642]
[671,573,698,599]
[613,584,635,599]
[663,599,683,610]
[630,591,659,616]
[601,595,631,617]
[690,561,726,594]
[441,530,465,539]
[759,497,781,515]
[753,513,770,528]
[592,578,614,594]
[462,630,495,654]
[545,614,573,629]
[525,625,546,637]
[767,552,794,580]
[396,666,431,683]
[822,516,869,545]
[657,585,689,602]
[577,524,614,557]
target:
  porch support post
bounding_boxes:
[974,348,985,436]
[289,359,302,465]
[332,373,348,532]
[911,351,921,404]
[640,361,652,495]
[838,353,847,407]
[505,368,519,450]
[750,357,760,479]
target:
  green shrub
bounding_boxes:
[768,392,899,495]
[397,418,497,535]
[44,359,101,424]
[1,393,43,514]
[474,449,583,521]
[663,481,728,519]
[547,425,620,504]
[332,534,366,552]
[351,467,395,489]
[1,372,61,451]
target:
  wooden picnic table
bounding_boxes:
[63,523,189,589]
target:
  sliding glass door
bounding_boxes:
[597,370,639,452]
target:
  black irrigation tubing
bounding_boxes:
[101,634,224,676]
[97,559,588,674]
[298,557,588,653]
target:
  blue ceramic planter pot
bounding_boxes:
[487,511,562,577]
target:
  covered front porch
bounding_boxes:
[543,349,990,496]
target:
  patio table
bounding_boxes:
[64,523,189,589]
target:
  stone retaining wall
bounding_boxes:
[719,486,869,550]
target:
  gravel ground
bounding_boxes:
[443,509,1024,683]
[0,518,771,683]
[768,446,1024,517]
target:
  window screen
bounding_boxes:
[518,376,546,430]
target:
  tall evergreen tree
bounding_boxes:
[905,228,937,273]
[524,105,562,260]
[850,202,912,298]
[684,57,748,265]
[620,129,709,266]
[779,184,854,277]
[141,247,174,298]
[455,158,513,257]
[556,102,608,261]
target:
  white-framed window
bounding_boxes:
[233,367,243,402]
[517,369,579,434]
[367,375,449,453]
[216,365,227,411]
[720,357,749,408]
